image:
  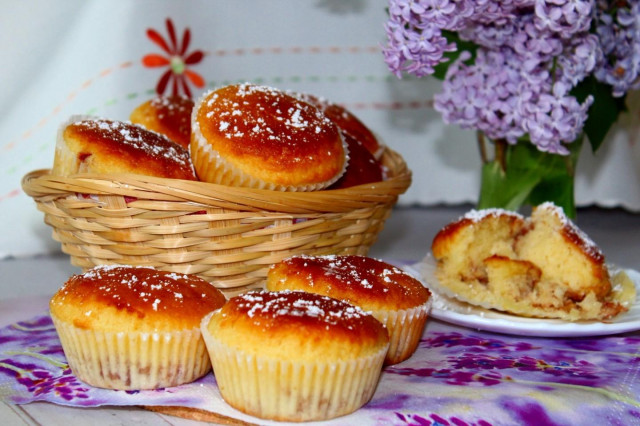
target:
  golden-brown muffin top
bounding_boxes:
[129,96,194,148]
[192,83,346,187]
[267,255,430,311]
[206,290,388,361]
[50,265,226,332]
[61,118,196,180]
[291,92,382,159]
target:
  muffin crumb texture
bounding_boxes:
[431,202,635,320]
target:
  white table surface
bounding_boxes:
[1,205,639,425]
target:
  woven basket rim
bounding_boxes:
[22,147,411,214]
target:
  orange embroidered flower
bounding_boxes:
[142,18,205,98]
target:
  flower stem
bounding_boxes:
[564,152,576,177]
[494,139,507,173]
[477,131,489,164]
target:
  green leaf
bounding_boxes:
[478,160,539,211]
[526,173,576,217]
[571,75,626,153]
[432,31,478,80]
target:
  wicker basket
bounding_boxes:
[22,148,411,297]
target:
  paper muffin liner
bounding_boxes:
[371,300,432,365]
[51,314,211,390]
[200,311,387,422]
[190,113,349,192]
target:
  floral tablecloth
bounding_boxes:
[1,311,639,426]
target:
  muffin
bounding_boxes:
[49,265,226,390]
[200,290,389,422]
[129,95,194,149]
[267,255,431,365]
[190,83,348,191]
[291,92,384,159]
[431,203,636,320]
[329,132,384,189]
[52,116,196,180]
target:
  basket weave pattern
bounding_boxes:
[22,148,410,297]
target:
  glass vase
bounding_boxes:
[477,132,583,219]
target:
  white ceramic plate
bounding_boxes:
[403,257,640,337]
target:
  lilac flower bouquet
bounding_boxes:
[383,0,640,217]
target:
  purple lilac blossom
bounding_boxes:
[518,79,593,154]
[383,0,619,154]
[433,49,526,144]
[471,0,533,25]
[383,14,455,77]
[508,15,564,70]
[459,18,521,50]
[534,0,594,37]
[593,0,640,97]
[382,0,477,77]
[556,34,602,86]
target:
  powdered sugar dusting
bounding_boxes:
[463,208,523,223]
[149,95,193,120]
[283,254,422,299]
[536,202,603,259]
[152,298,161,311]
[459,203,601,260]
[199,83,336,145]
[234,290,368,326]
[71,119,192,168]
[147,96,193,141]
[54,265,223,313]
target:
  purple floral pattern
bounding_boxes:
[1,314,639,425]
